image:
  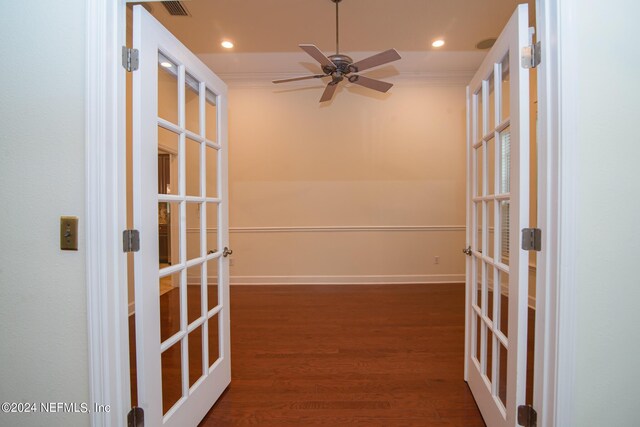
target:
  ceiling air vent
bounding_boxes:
[162,1,190,16]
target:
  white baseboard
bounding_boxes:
[228,274,465,285]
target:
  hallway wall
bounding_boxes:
[0,2,90,426]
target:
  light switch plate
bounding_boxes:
[60,216,79,251]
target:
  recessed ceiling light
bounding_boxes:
[432,39,445,48]
[160,61,173,68]
[221,40,234,49]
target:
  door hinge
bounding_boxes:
[522,41,541,69]
[127,406,144,427]
[123,229,140,253]
[517,404,537,427]
[122,46,139,72]
[521,228,542,251]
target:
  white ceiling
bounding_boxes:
[134,0,535,78]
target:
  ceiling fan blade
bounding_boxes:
[349,49,401,73]
[299,44,336,69]
[319,82,339,103]
[349,75,393,93]
[273,74,326,84]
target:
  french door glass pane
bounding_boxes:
[187,264,202,325]
[488,74,496,132]
[487,265,495,322]
[487,200,495,259]
[474,314,482,363]
[205,145,219,198]
[161,342,182,415]
[186,203,201,261]
[498,341,508,407]
[500,126,511,194]
[208,313,220,368]
[159,201,180,266]
[487,137,495,195]
[158,53,178,125]
[158,127,179,195]
[486,328,494,381]
[185,137,201,197]
[185,72,200,134]
[205,89,217,142]
[501,54,510,121]
[500,200,510,263]
[476,144,484,197]
[207,258,219,310]
[475,257,483,310]
[475,90,483,141]
[159,271,181,342]
[188,325,204,388]
[498,269,509,337]
[476,202,483,252]
[206,203,219,255]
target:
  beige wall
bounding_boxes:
[226,82,467,284]
[0,2,90,426]
[127,55,469,294]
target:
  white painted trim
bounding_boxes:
[86,0,130,425]
[185,225,465,233]
[464,84,472,383]
[228,225,465,233]
[534,0,577,425]
[184,274,464,286]
[228,274,465,286]
[220,71,475,88]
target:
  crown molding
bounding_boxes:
[197,50,484,87]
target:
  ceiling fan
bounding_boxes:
[272,0,401,103]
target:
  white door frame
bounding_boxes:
[532,0,579,426]
[85,0,577,426]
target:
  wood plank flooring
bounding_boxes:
[130,283,536,426]
[200,284,485,426]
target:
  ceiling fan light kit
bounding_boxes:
[272,0,401,103]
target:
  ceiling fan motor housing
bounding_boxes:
[325,54,354,75]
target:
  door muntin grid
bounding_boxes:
[134,7,230,426]
[156,49,224,417]
[470,53,512,413]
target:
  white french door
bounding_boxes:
[132,6,230,426]
[465,4,530,427]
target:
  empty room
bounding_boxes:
[3,1,639,427]
[124,0,537,425]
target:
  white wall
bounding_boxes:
[225,80,468,284]
[0,2,89,426]
[561,0,640,425]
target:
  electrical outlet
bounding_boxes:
[229,258,234,267]
[434,256,440,265]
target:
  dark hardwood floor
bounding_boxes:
[130,284,536,426]
[200,284,485,426]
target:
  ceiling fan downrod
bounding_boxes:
[332,0,341,54]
